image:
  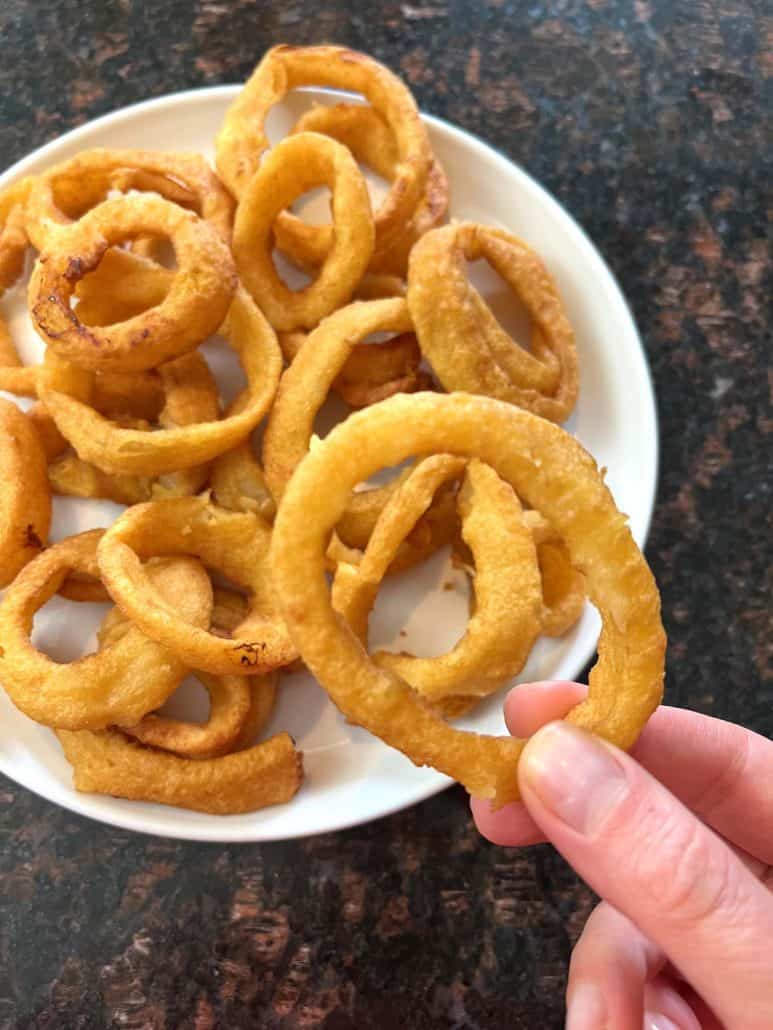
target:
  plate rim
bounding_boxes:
[0,85,659,842]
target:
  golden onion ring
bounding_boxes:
[38,285,281,476]
[216,43,431,254]
[25,148,233,252]
[233,132,374,331]
[271,392,665,808]
[29,193,237,373]
[408,223,579,422]
[0,399,51,588]
[0,535,213,729]
[274,102,448,278]
[98,496,297,676]
[333,456,543,700]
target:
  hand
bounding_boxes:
[471,681,773,1029]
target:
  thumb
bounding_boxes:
[518,722,773,1029]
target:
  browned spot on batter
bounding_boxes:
[24,524,43,550]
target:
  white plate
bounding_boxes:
[0,86,658,842]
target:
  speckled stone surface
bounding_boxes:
[0,2,770,1027]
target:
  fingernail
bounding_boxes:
[519,722,629,836]
[566,982,606,1030]
[645,1013,680,1030]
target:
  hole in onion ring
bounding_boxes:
[155,674,212,726]
[31,594,110,664]
[465,255,534,349]
[369,544,470,658]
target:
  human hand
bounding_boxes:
[471,681,773,1029]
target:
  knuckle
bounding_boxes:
[632,805,735,927]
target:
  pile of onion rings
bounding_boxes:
[0,44,664,819]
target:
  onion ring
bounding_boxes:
[97,495,297,676]
[38,284,281,476]
[263,295,455,563]
[262,297,412,507]
[333,456,543,699]
[29,193,237,372]
[274,103,448,277]
[271,391,666,807]
[0,399,51,588]
[56,725,302,815]
[277,273,429,410]
[209,588,280,746]
[40,348,217,499]
[0,533,213,729]
[25,149,233,252]
[0,178,33,293]
[232,132,375,331]
[102,591,266,759]
[216,44,431,253]
[408,224,579,422]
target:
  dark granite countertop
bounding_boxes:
[1,2,770,1027]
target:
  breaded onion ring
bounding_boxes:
[0,534,213,729]
[25,148,233,252]
[0,399,51,588]
[233,132,374,331]
[263,296,456,563]
[408,224,579,422]
[97,496,297,676]
[38,285,281,476]
[29,193,237,372]
[271,392,665,808]
[333,457,543,699]
[274,103,448,278]
[56,725,302,815]
[216,44,431,253]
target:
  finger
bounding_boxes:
[483,681,773,863]
[566,902,665,1030]
[631,705,773,865]
[567,904,705,1030]
[503,679,586,737]
[519,722,773,1028]
[469,795,546,847]
[471,680,585,845]
[643,977,705,1030]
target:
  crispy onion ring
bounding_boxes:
[333,456,543,700]
[274,103,449,277]
[102,590,276,759]
[56,725,302,815]
[97,495,297,676]
[0,178,33,293]
[276,273,430,409]
[271,392,666,807]
[29,193,237,372]
[39,348,218,496]
[209,588,280,746]
[263,297,411,506]
[233,132,374,331]
[0,399,51,588]
[216,44,431,253]
[263,296,455,563]
[24,149,234,252]
[408,224,579,422]
[38,284,281,476]
[0,534,213,729]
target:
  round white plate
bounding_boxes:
[0,86,657,842]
